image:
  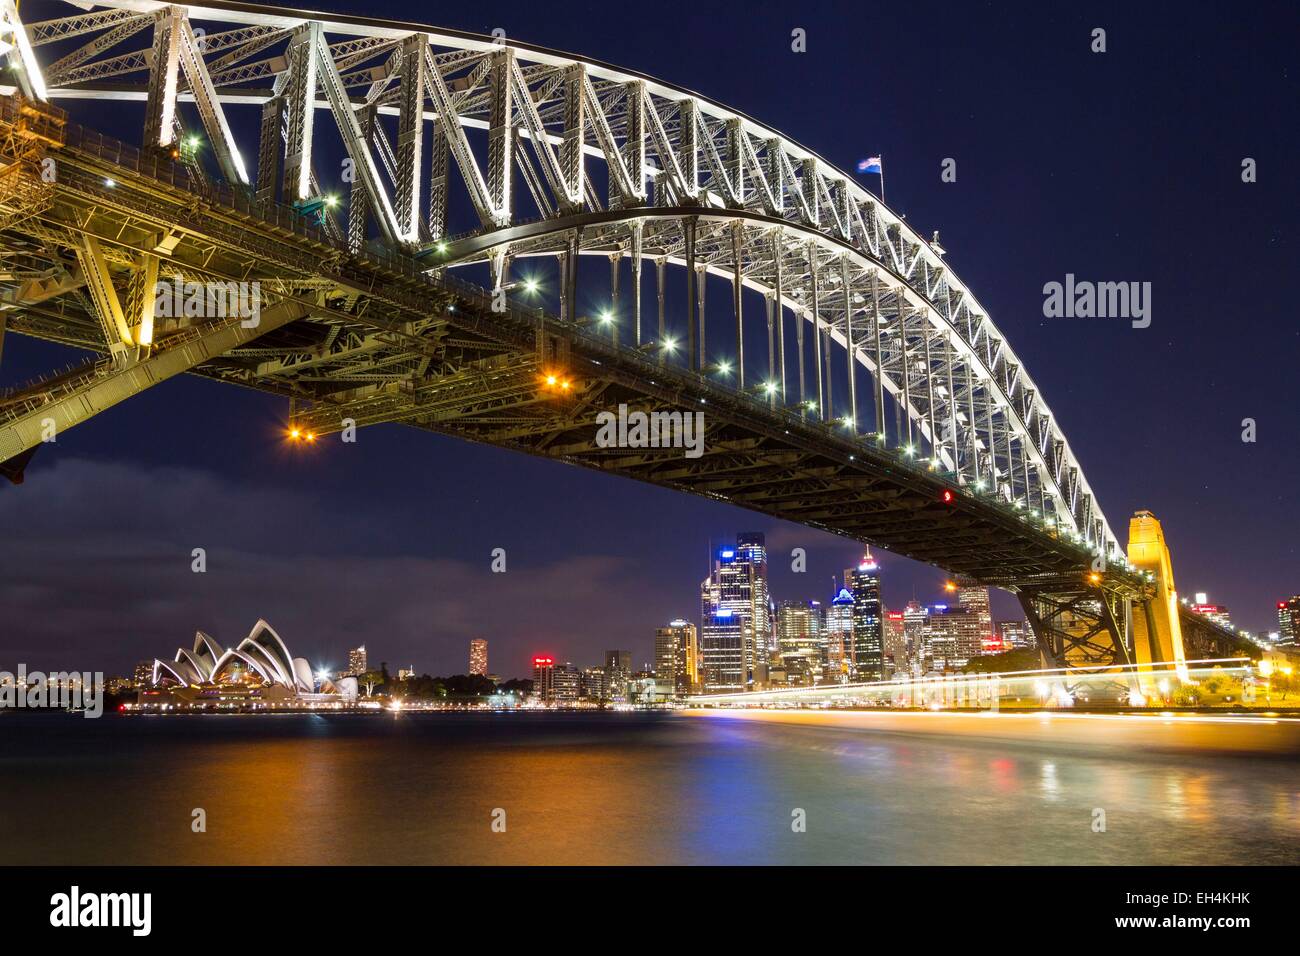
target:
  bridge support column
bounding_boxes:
[1127,510,1187,698]
[1017,580,1132,672]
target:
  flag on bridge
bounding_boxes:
[858,156,882,174]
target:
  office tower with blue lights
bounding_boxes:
[825,587,855,681]
[700,533,769,691]
[845,552,884,681]
[735,532,771,682]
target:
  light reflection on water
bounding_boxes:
[0,712,1295,865]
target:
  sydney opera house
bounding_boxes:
[139,619,358,711]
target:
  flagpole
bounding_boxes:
[879,155,885,205]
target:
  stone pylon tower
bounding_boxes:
[1127,510,1187,695]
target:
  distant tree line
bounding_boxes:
[358,670,533,700]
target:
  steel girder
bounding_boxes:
[1017,580,1135,670]
[0,85,1139,607]
[8,0,1122,564]
[0,0,1156,627]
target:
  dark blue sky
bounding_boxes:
[2,0,1296,677]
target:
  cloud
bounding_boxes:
[0,458,635,677]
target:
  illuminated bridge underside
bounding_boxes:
[0,0,1156,667]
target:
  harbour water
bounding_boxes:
[1,710,1296,865]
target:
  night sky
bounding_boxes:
[1,0,1296,678]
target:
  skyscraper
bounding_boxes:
[903,600,929,675]
[655,619,699,697]
[348,645,367,676]
[775,599,823,685]
[699,534,769,691]
[997,620,1035,650]
[1278,596,1300,647]
[469,638,488,676]
[883,611,907,675]
[776,599,823,654]
[825,587,855,681]
[956,583,994,662]
[845,553,883,681]
[533,655,555,702]
[605,649,633,699]
[735,533,771,678]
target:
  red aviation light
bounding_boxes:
[940,489,955,504]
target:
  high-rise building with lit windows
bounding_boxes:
[824,588,854,681]
[1277,596,1300,647]
[700,534,769,691]
[533,656,556,702]
[1189,593,1232,629]
[845,553,883,681]
[903,600,929,675]
[735,533,771,671]
[469,638,488,676]
[655,619,699,697]
[883,611,907,675]
[348,646,367,676]
[997,620,1035,650]
[956,583,994,661]
[605,650,633,699]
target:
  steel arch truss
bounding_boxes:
[6,0,1126,565]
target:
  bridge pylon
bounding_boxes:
[1127,510,1187,696]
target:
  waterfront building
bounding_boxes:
[604,650,633,700]
[655,619,700,697]
[1277,596,1300,647]
[141,621,359,710]
[824,587,854,681]
[398,666,415,680]
[775,599,824,686]
[699,534,771,691]
[845,553,884,681]
[902,600,929,675]
[469,638,488,676]
[132,660,153,689]
[883,611,907,676]
[580,666,607,701]
[735,533,772,680]
[997,620,1034,650]
[1188,593,1232,629]
[776,599,823,655]
[553,662,581,702]
[533,656,556,702]
[348,645,368,676]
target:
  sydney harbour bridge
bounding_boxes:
[0,0,1251,680]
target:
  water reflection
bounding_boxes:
[0,712,1296,865]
